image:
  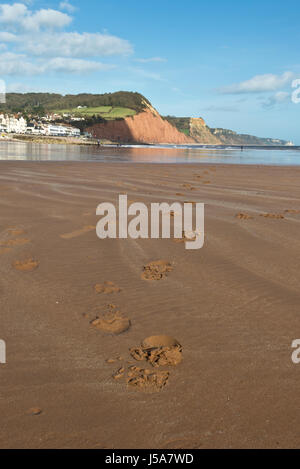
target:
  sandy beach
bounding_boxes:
[1,161,300,449]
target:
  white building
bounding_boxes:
[0,114,27,134]
[0,114,81,137]
[44,124,81,137]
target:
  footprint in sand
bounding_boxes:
[94,281,122,294]
[109,336,182,392]
[0,238,30,247]
[26,408,43,416]
[6,228,26,237]
[110,364,169,392]
[60,225,95,240]
[173,231,197,244]
[130,336,183,367]
[126,366,170,392]
[285,209,300,214]
[90,308,131,335]
[260,213,285,219]
[182,184,197,191]
[141,260,173,281]
[13,258,39,272]
[112,367,126,380]
[235,213,254,220]
[107,358,117,364]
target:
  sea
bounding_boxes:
[1,141,300,165]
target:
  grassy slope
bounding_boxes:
[54,106,136,120]
[164,117,191,136]
[2,91,149,115]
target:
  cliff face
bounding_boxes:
[189,118,221,144]
[86,107,195,145]
[164,116,221,144]
[210,128,293,146]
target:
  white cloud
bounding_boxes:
[23,9,72,31]
[0,32,18,42]
[0,52,112,75]
[262,91,290,108]
[0,3,28,25]
[135,57,167,63]
[0,3,134,77]
[46,58,114,74]
[219,72,294,94]
[0,52,42,75]
[0,3,72,31]
[59,1,77,13]
[21,32,133,57]
[129,67,166,81]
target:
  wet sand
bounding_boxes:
[1,161,300,448]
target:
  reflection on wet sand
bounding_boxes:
[1,140,300,165]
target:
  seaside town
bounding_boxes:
[0,112,82,138]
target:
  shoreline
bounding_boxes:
[1,134,298,150]
[0,134,108,146]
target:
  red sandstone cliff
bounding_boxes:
[86,107,196,145]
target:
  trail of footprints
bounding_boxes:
[0,227,39,272]
[85,260,181,392]
[7,184,299,394]
[2,222,181,392]
[235,209,300,221]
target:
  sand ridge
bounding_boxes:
[60,225,96,239]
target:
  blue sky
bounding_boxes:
[0,0,300,142]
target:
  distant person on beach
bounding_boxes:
[241,145,244,151]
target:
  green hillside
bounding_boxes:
[164,116,191,136]
[0,91,150,116]
[54,106,137,120]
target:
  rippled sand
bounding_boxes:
[1,161,300,448]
